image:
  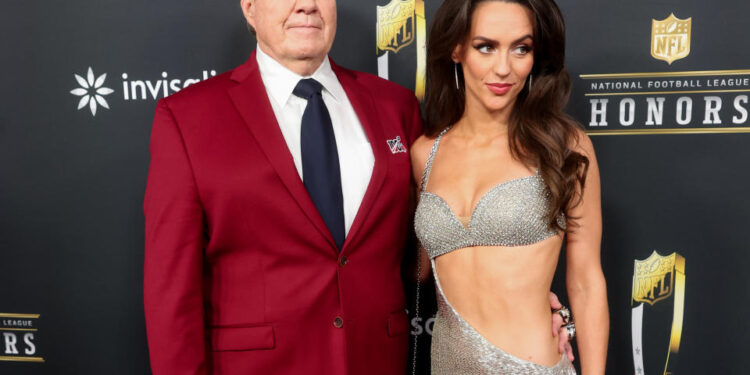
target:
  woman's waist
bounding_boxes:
[440,293,552,327]
[435,291,560,364]
[437,282,555,332]
[434,266,554,308]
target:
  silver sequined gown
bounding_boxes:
[414,128,576,375]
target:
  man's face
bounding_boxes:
[243,0,337,71]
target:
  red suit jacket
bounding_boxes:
[143,51,423,375]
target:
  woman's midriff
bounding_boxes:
[433,234,564,367]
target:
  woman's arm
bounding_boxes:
[565,132,609,374]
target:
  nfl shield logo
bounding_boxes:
[632,251,678,306]
[376,0,416,54]
[651,13,692,64]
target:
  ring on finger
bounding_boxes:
[565,323,575,340]
[553,306,572,325]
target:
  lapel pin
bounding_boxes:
[386,136,407,154]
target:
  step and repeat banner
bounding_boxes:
[1,0,748,374]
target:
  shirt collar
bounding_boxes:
[255,44,344,106]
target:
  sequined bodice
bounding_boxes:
[414,128,565,259]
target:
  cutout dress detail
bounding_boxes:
[414,128,575,374]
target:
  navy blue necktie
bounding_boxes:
[293,78,345,250]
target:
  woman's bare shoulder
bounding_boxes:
[410,134,437,184]
[570,127,595,158]
[410,134,435,162]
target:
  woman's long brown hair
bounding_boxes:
[424,0,589,230]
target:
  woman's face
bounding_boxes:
[454,1,535,117]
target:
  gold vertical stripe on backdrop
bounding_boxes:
[669,256,686,353]
[0,356,45,363]
[414,0,426,100]
[663,254,685,375]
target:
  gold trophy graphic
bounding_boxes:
[631,251,685,375]
[376,0,426,99]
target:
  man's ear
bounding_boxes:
[240,0,256,30]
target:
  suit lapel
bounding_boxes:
[333,63,390,253]
[227,52,338,251]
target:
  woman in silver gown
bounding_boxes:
[411,0,608,373]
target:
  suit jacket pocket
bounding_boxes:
[387,310,409,337]
[210,325,275,351]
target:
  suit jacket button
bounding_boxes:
[338,256,349,267]
[333,316,344,328]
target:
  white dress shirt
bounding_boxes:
[255,45,375,236]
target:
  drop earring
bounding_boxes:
[528,74,533,90]
[454,63,460,90]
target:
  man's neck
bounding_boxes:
[257,43,326,77]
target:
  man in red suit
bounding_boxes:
[144,1,420,373]
[144,1,573,374]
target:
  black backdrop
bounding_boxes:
[2,1,749,374]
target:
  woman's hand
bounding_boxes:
[550,291,575,362]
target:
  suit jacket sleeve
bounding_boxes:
[143,99,207,375]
